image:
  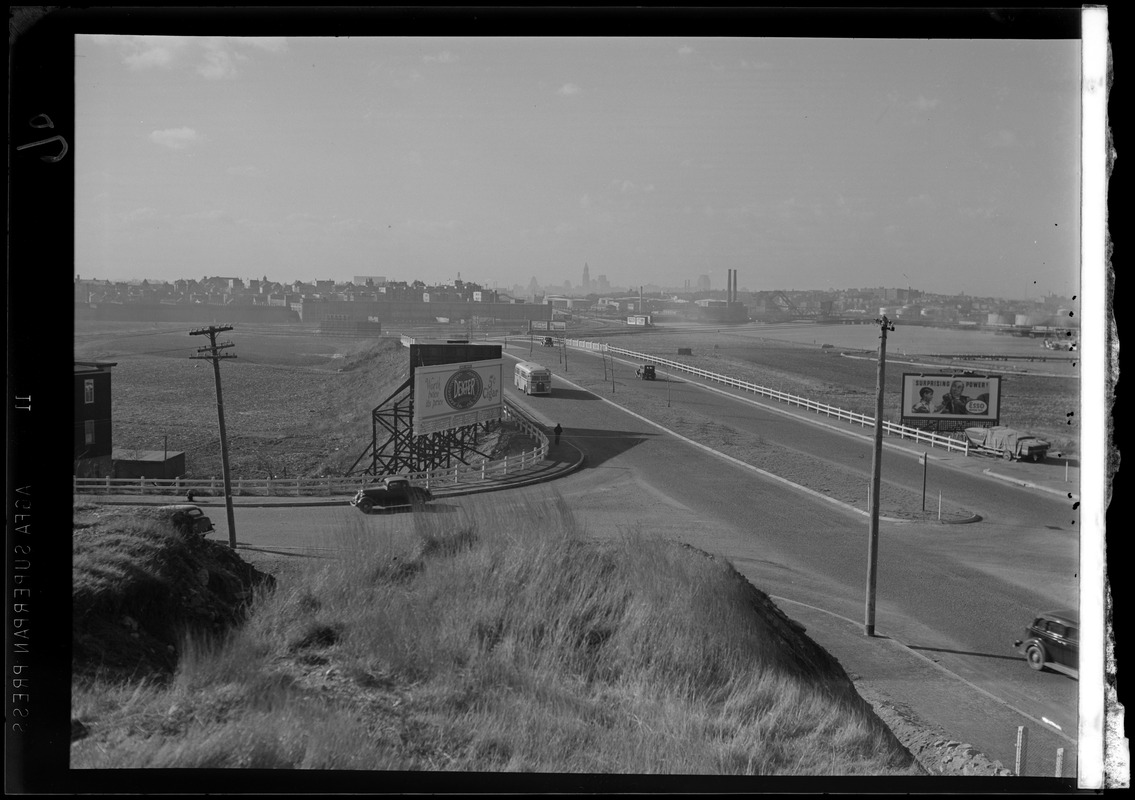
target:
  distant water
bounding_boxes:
[721,322,1078,359]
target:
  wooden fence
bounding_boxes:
[74,402,550,497]
[567,339,971,455]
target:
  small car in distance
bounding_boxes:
[1013,609,1079,678]
[155,504,215,537]
[636,364,657,380]
[350,476,433,514]
[542,336,556,347]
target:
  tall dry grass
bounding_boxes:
[72,492,921,775]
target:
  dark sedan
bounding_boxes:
[1014,609,1079,678]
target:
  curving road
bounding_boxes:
[226,342,1081,776]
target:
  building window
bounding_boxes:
[84,379,95,404]
[84,419,95,445]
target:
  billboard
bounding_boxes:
[528,320,567,332]
[901,373,1001,432]
[413,359,504,436]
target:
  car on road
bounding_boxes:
[154,504,215,537]
[350,476,433,514]
[542,336,555,347]
[636,364,657,380]
[1013,609,1079,678]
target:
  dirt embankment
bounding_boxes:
[72,506,278,685]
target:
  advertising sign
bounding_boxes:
[413,359,504,436]
[901,373,1001,432]
[529,320,550,332]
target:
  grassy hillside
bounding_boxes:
[71,495,923,775]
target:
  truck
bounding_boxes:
[964,426,1050,462]
[350,476,434,514]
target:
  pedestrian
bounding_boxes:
[186,488,195,503]
[553,423,563,445]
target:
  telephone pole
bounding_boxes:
[864,314,895,637]
[190,324,238,549]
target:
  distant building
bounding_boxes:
[75,361,118,477]
[112,449,186,480]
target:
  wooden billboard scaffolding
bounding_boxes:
[346,341,502,478]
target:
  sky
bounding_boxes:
[75,34,1084,300]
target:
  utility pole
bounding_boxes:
[864,314,895,637]
[190,324,238,549]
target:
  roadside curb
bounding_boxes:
[981,468,1079,501]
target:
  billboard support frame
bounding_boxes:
[346,345,504,478]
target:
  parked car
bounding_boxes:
[636,364,657,380]
[350,476,433,514]
[1013,609,1079,678]
[155,504,215,537]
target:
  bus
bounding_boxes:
[514,362,552,396]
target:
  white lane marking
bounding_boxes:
[548,371,880,521]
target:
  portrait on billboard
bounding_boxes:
[901,373,1002,432]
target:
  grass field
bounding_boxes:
[75,320,1080,486]
[76,323,414,479]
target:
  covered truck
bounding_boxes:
[964,426,1050,462]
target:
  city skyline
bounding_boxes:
[76,32,1083,302]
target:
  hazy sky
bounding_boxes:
[75,35,1083,299]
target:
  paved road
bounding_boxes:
[504,344,1082,778]
[153,342,1085,779]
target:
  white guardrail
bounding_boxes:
[567,338,971,456]
[74,402,550,497]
